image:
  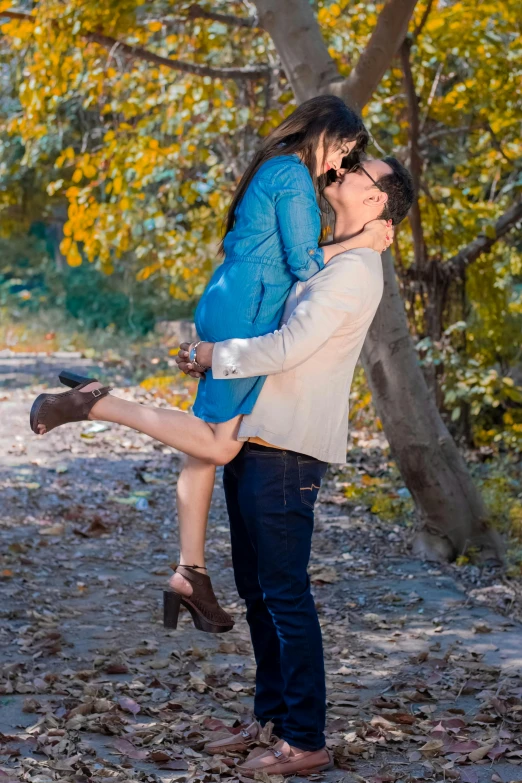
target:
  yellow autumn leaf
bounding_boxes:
[59,237,72,255]
[317,8,330,24]
[66,244,82,267]
[83,164,97,179]
[208,191,221,209]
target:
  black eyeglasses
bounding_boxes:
[347,162,385,192]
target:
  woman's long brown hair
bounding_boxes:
[219,95,369,254]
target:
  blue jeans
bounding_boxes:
[223,442,328,751]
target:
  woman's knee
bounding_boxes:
[209,443,242,466]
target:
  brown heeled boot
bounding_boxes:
[163,565,234,634]
[30,379,112,435]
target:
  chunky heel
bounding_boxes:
[163,566,234,634]
[59,370,98,389]
[163,590,182,629]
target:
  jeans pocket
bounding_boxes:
[298,457,327,508]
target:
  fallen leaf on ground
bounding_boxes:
[110,738,148,760]
[118,696,140,715]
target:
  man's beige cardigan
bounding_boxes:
[211,247,384,464]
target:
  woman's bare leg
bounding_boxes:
[37,382,243,465]
[170,456,216,597]
[38,383,243,601]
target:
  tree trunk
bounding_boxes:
[255,0,342,102]
[254,0,505,562]
[361,251,504,561]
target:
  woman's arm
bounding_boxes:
[323,220,394,262]
[273,189,392,274]
[266,162,393,279]
[270,183,325,281]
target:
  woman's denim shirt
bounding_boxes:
[193,154,326,422]
[222,154,324,280]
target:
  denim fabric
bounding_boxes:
[223,442,328,751]
[193,154,324,422]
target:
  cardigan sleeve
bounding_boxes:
[212,252,379,378]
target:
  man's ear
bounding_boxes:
[363,191,389,208]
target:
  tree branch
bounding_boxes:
[421,124,478,142]
[485,121,515,165]
[0,9,28,20]
[334,0,420,110]
[185,3,259,29]
[413,0,435,40]
[400,37,426,270]
[87,31,271,80]
[442,197,522,279]
[403,197,522,287]
[254,0,341,103]
[254,0,419,109]
[419,61,443,132]
[0,10,271,81]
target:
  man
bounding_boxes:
[177,158,414,777]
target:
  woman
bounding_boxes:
[30,96,393,633]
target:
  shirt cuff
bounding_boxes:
[311,246,325,270]
[211,341,241,379]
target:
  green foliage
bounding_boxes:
[0,228,193,334]
[471,458,522,573]
[341,465,415,523]
[417,313,522,450]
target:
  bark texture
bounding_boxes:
[334,0,419,109]
[361,252,504,561]
[254,0,343,101]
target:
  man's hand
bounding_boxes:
[175,341,214,378]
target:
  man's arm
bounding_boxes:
[207,249,378,379]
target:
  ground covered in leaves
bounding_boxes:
[1,351,522,783]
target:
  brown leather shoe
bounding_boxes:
[237,739,334,778]
[30,381,112,435]
[204,720,262,755]
[163,565,234,634]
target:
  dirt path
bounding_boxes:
[1,353,521,783]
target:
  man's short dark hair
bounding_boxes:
[377,157,415,225]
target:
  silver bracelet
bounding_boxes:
[188,341,209,372]
[188,341,201,364]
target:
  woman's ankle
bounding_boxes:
[169,570,193,596]
[79,382,103,394]
[178,555,207,571]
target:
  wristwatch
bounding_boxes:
[188,341,209,372]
